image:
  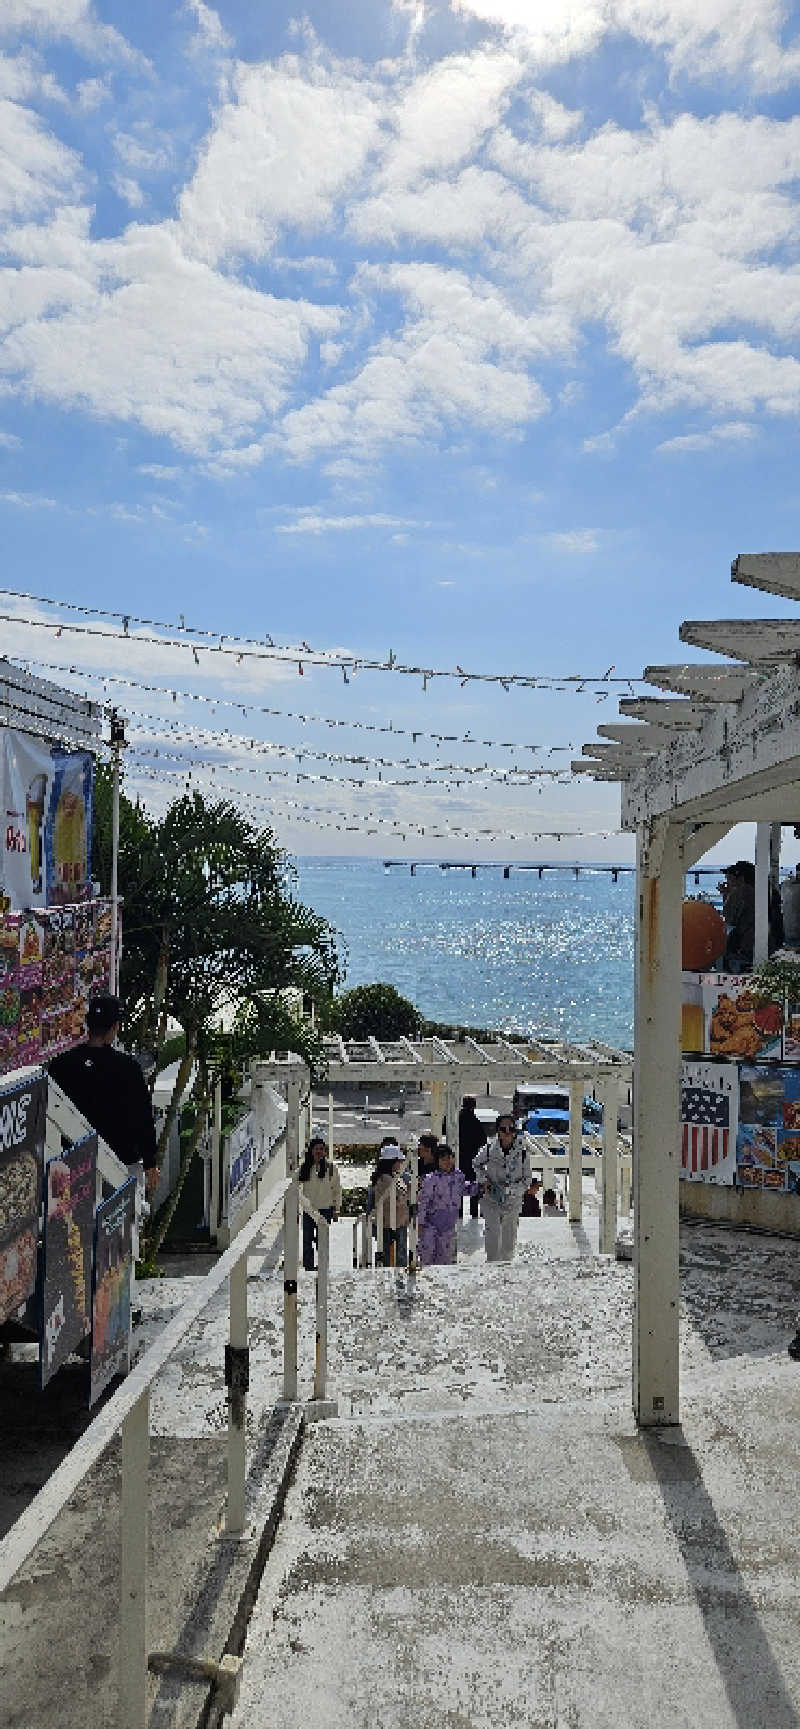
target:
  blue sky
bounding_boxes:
[1,0,799,861]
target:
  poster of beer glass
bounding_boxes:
[41,1133,97,1388]
[90,1175,136,1406]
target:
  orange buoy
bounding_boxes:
[682,898,726,971]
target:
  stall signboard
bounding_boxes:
[228,1115,255,1222]
[699,973,783,1063]
[0,897,114,1080]
[41,1132,97,1387]
[2,729,94,911]
[737,1065,800,1193]
[90,1176,136,1406]
[0,1071,46,1324]
[680,1060,739,1185]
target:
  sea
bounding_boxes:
[293,857,635,1050]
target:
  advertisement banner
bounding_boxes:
[228,1115,255,1222]
[90,1176,136,1406]
[2,729,94,911]
[0,1071,47,1323]
[41,1132,97,1388]
[0,897,115,1080]
[680,1059,739,1184]
[699,973,783,1063]
[737,1064,800,1194]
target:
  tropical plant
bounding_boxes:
[326,981,420,1040]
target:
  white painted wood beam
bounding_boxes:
[732,551,800,601]
[619,698,710,729]
[679,619,800,662]
[643,663,759,702]
[597,723,676,750]
[683,823,733,869]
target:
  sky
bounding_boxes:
[1,0,800,864]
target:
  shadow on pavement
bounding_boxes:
[642,1427,799,1729]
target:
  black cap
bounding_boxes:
[86,994,122,1033]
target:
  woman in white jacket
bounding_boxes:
[300,1136,342,1271]
[473,1113,531,1263]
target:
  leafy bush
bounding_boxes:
[340,1185,368,1217]
[326,982,420,1040]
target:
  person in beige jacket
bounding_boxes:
[372,1144,409,1267]
[300,1136,341,1271]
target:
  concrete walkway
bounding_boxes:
[225,1205,800,1729]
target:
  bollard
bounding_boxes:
[120,1388,149,1729]
[360,1209,370,1270]
[283,1181,299,1401]
[314,1218,329,1401]
[375,1193,385,1265]
[407,1152,419,1271]
[352,1217,359,1270]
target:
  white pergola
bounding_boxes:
[252,1033,632,1253]
[574,549,800,1425]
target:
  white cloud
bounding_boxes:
[0,1,148,70]
[376,47,521,189]
[138,463,181,479]
[276,510,429,535]
[186,2,232,54]
[656,419,757,452]
[451,0,800,88]
[0,429,21,447]
[75,75,110,111]
[177,53,382,264]
[112,173,144,208]
[0,96,83,217]
[0,487,56,506]
[540,528,600,553]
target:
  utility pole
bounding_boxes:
[109,707,126,995]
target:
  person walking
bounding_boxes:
[48,994,160,1198]
[299,1136,341,1271]
[417,1144,478,1265]
[372,1144,409,1267]
[474,1113,532,1263]
[458,1096,487,1220]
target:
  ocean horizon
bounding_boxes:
[293,855,636,1050]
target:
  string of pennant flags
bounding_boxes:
[123,716,570,783]
[118,757,620,845]
[0,594,642,692]
[12,656,566,756]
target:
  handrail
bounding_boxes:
[0,1161,291,1596]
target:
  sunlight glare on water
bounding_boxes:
[293,859,635,1048]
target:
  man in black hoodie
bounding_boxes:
[458,1095,487,1220]
[49,994,159,1196]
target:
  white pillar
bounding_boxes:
[568,1078,583,1223]
[314,1220,329,1401]
[282,1181,299,1401]
[226,1254,248,1534]
[755,821,770,968]
[430,1079,445,1140]
[120,1389,149,1729]
[327,1091,334,1158]
[633,821,683,1427]
[599,1080,618,1256]
[286,1075,302,1175]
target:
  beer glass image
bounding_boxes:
[53,765,87,896]
[26,775,47,895]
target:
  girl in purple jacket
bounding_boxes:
[417,1145,478,1266]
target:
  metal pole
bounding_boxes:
[361,1209,370,1269]
[407,1151,418,1272]
[568,1078,583,1224]
[109,734,121,996]
[120,1387,149,1729]
[352,1218,358,1270]
[209,1077,222,1239]
[375,1193,385,1265]
[282,1181,299,1401]
[599,1081,618,1256]
[286,1076,302,1175]
[328,1091,334,1159]
[226,1252,248,1535]
[755,821,770,968]
[314,1220,329,1401]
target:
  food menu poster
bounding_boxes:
[0,897,114,1079]
[737,1065,800,1194]
[699,974,783,1063]
[2,728,94,911]
[0,1072,46,1325]
[90,1176,136,1407]
[41,1132,97,1389]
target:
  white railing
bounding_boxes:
[0,1154,332,1729]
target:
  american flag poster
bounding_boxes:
[680,1060,739,1185]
